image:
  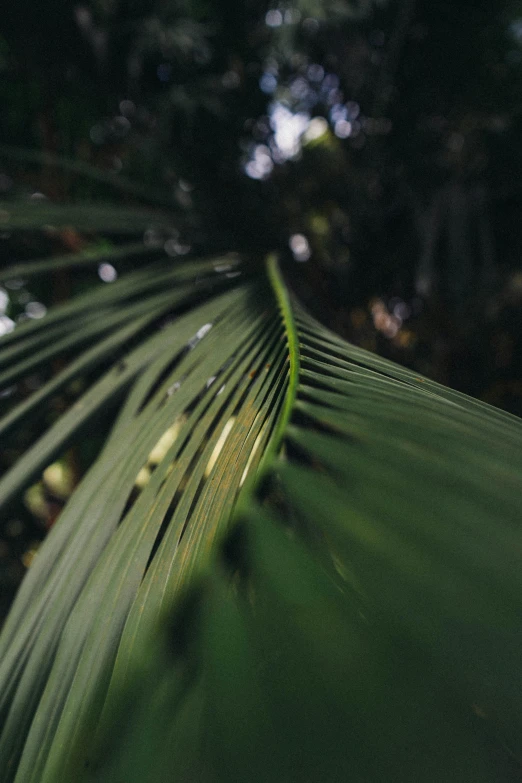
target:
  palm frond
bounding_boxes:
[0,241,159,284]
[0,200,173,233]
[0,145,177,209]
[0,228,521,782]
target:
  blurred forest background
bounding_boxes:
[1,0,522,619]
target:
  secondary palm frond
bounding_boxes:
[0,211,521,782]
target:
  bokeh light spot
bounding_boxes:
[98,263,118,282]
[289,234,311,262]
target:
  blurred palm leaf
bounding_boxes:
[0,204,521,783]
[0,200,174,233]
[0,146,178,209]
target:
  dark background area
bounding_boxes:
[1,0,522,617]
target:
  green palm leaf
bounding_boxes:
[0,213,521,782]
[0,200,174,234]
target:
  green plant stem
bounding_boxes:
[264,252,301,462]
[235,254,300,515]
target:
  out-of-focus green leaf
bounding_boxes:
[0,145,178,209]
[0,241,160,284]
[0,200,172,233]
[0,245,521,783]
